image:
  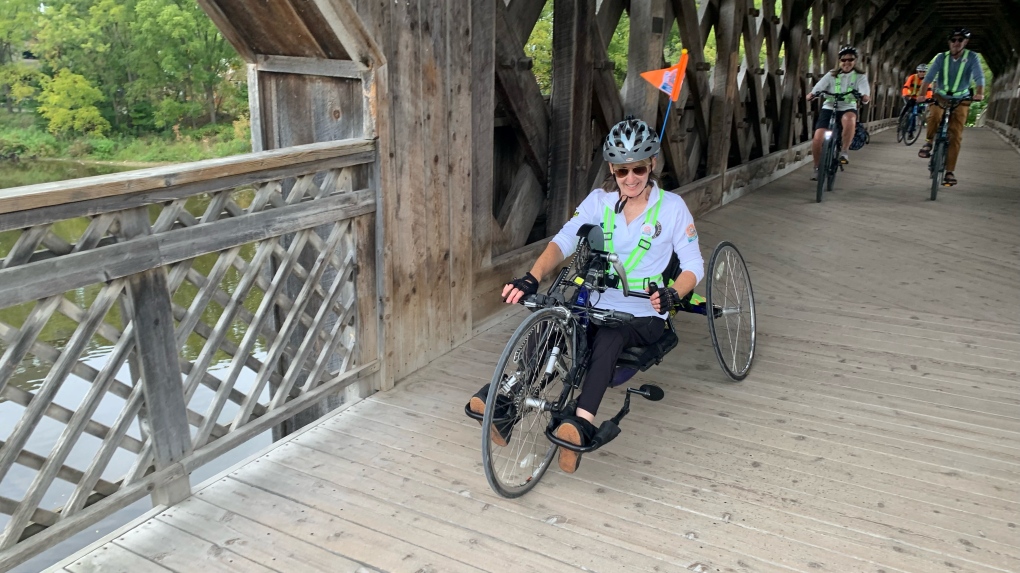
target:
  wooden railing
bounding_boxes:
[0,138,381,569]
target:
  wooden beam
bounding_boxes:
[507,0,548,51]
[194,0,256,62]
[707,0,744,174]
[494,164,543,253]
[494,0,550,187]
[471,0,496,269]
[624,0,667,121]
[0,139,374,217]
[310,0,386,68]
[255,54,367,78]
[548,0,594,231]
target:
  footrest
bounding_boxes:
[545,419,622,454]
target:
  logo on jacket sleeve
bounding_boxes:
[685,223,698,243]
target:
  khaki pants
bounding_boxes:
[925,98,969,172]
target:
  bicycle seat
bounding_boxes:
[611,321,679,387]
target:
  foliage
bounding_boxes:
[37,68,111,136]
[523,3,553,94]
[32,0,244,135]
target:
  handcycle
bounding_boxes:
[896,99,926,146]
[924,93,971,201]
[465,225,756,497]
[812,90,864,203]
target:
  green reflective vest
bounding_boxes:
[603,194,663,290]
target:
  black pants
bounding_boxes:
[577,316,665,416]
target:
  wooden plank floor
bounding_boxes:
[56,128,1020,573]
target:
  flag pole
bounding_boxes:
[659,100,673,141]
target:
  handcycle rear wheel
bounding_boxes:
[706,242,756,381]
[482,307,574,497]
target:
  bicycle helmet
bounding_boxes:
[838,45,858,58]
[916,63,928,73]
[948,27,971,39]
[603,116,660,163]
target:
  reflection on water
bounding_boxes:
[0,187,273,559]
[0,159,135,190]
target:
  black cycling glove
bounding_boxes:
[655,285,683,313]
[506,272,539,298]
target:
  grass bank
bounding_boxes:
[0,110,252,163]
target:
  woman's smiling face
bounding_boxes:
[612,159,653,197]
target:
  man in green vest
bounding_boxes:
[916,28,986,186]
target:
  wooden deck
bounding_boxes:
[54,127,1020,573]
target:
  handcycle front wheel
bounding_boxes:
[705,242,756,381]
[482,307,574,498]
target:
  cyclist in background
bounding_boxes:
[900,64,931,121]
[806,46,871,180]
[916,28,985,187]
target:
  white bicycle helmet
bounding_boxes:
[916,63,928,73]
[603,117,660,163]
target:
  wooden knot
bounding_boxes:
[695,62,712,71]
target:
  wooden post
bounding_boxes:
[548,0,594,231]
[706,0,743,174]
[119,208,193,506]
[471,0,496,270]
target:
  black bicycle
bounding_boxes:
[467,225,756,497]
[896,100,926,146]
[812,90,864,203]
[925,95,970,200]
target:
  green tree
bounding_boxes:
[523,2,552,94]
[37,68,111,136]
[133,0,241,126]
[36,0,139,130]
[0,0,39,112]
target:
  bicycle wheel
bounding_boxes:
[904,115,922,145]
[896,113,908,143]
[929,142,945,201]
[825,145,838,192]
[706,242,756,381]
[815,141,830,203]
[482,307,573,497]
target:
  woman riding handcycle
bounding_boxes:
[463,117,756,498]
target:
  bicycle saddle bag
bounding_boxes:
[850,122,869,150]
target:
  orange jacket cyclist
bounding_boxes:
[917,28,986,187]
[900,64,931,119]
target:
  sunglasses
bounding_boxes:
[613,165,649,178]
[949,37,966,43]
[840,58,856,63]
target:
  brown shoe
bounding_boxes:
[917,143,932,158]
[943,172,957,186]
[554,417,598,473]
[467,384,515,447]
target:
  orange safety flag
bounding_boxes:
[640,49,689,101]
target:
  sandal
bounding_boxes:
[943,172,957,186]
[917,143,932,159]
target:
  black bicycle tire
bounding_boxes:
[930,142,945,201]
[816,141,830,203]
[905,114,923,145]
[481,307,568,498]
[826,142,838,192]
[896,113,908,143]
[706,242,756,381]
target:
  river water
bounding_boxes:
[1,161,272,571]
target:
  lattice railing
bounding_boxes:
[0,138,379,568]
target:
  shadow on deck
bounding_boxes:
[55,128,1020,572]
